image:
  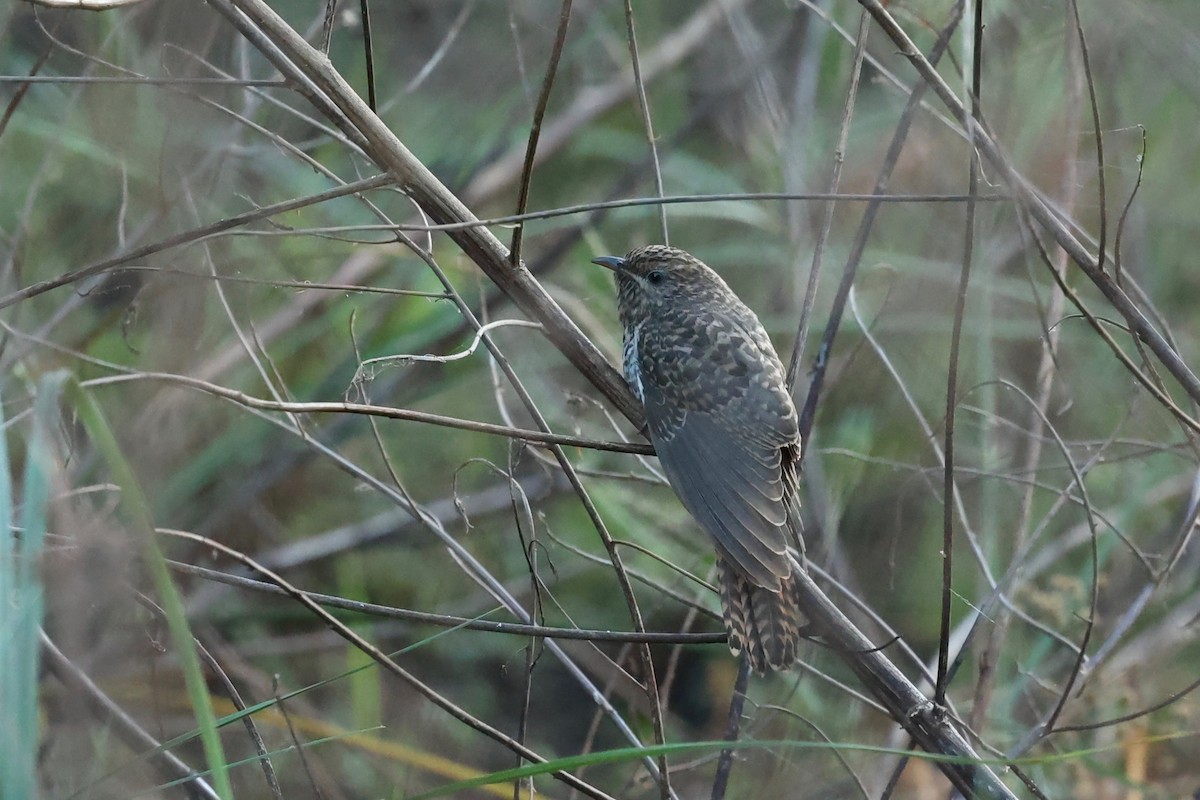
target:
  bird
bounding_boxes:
[592,245,806,672]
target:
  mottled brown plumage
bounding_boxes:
[593,245,805,672]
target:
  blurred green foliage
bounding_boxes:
[3,0,1200,797]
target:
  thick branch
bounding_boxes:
[792,562,1018,799]
[223,0,644,429]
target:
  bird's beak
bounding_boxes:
[591,255,626,273]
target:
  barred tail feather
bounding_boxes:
[717,556,803,673]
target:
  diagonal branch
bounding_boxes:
[220,0,644,429]
[790,557,1018,799]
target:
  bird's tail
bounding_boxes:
[716,556,805,673]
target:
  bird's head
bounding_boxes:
[592,245,733,323]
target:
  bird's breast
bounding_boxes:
[622,321,645,403]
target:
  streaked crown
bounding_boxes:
[592,245,740,332]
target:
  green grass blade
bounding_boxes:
[65,377,234,800]
[0,373,63,800]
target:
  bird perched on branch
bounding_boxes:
[593,245,805,672]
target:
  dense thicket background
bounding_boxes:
[3,0,1199,798]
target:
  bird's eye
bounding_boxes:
[646,270,665,285]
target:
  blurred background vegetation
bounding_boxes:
[2,0,1200,797]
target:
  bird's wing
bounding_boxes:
[641,378,794,590]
